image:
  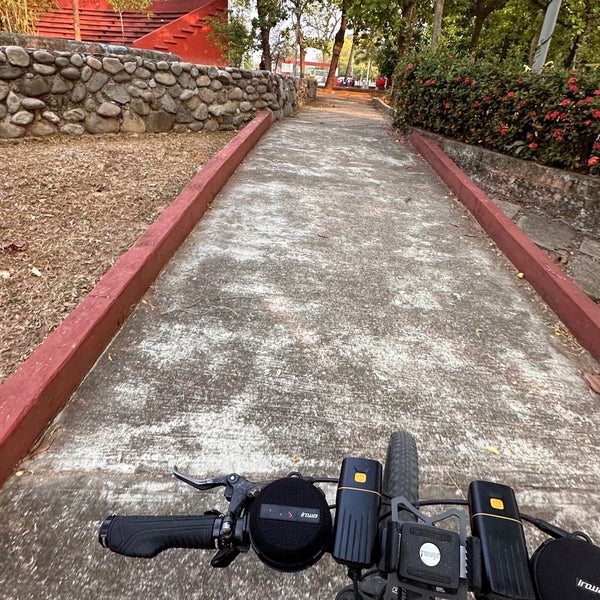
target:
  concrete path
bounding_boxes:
[1,96,599,600]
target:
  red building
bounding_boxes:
[35,0,227,65]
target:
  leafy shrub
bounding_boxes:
[392,50,600,175]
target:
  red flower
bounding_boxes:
[584,97,593,104]
[406,64,413,71]
[455,76,462,82]
[499,125,509,136]
[553,129,564,141]
[507,91,516,98]
[593,110,600,119]
[569,85,578,92]
[589,156,599,166]
[558,113,568,121]
[568,77,578,84]
[529,142,538,149]
[560,99,571,106]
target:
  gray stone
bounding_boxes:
[21,98,46,110]
[567,255,600,301]
[211,79,223,91]
[190,66,199,77]
[124,61,138,74]
[156,61,169,70]
[580,238,600,260]
[113,71,132,84]
[29,119,57,136]
[104,83,130,104]
[70,83,87,103]
[198,88,216,104]
[517,212,578,251]
[127,85,142,98]
[239,101,253,113]
[179,89,195,101]
[187,121,204,131]
[134,67,153,79]
[80,65,93,82]
[159,94,177,114]
[208,104,225,117]
[155,71,177,86]
[11,110,34,125]
[0,81,8,102]
[175,105,193,123]
[33,63,57,76]
[217,69,233,84]
[84,113,120,134]
[121,110,145,133]
[193,103,208,121]
[178,73,194,89]
[171,63,182,75]
[55,56,70,67]
[196,75,211,87]
[70,54,84,67]
[223,101,238,114]
[86,56,103,70]
[97,102,122,117]
[130,98,150,116]
[228,87,243,101]
[6,91,20,113]
[5,46,30,67]
[207,66,218,78]
[83,97,98,112]
[168,83,182,98]
[102,57,124,74]
[0,105,6,119]
[0,51,5,64]
[63,108,87,122]
[203,118,219,131]
[60,67,81,81]
[51,77,71,94]
[0,120,24,138]
[145,110,173,133]
[61,123,85,136]
[86,72,109,93]
[142,60,156,72]
[493,199,521,220]
[0,66,24,80]
[179,62,193,72]
[42,111,61,124]
[132,78,149,90]
[185,96,199,110]
[32,50,55,64]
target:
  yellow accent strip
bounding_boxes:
[338,486,382,497]
[471,512,522,525]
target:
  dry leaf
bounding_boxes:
[485,445,500,455]
[585,373,600,394]
[31,267,42,277]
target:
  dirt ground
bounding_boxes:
[0,130,236,384]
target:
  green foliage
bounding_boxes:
[0,0,57,34]
[107,0,152,13]
[206,11,254,68]
[392,49,600,174]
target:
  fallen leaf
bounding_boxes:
[31,267,42,277]
[485,445,500,455]
[0,270,10,279]
[585,373,600,394]
[517,272,525,279]
[291,456,300,464]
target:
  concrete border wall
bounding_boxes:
[0,44,316,139]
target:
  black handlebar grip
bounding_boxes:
[99,515,220,558]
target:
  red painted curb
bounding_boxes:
[411,132,600,363]
[0,109,274,487]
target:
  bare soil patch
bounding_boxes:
[0,130,236,384]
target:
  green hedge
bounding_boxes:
[392,52,600,175]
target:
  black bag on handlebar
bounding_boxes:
[530,536,600,600]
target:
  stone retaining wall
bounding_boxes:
[415,128,600,240]
[0,45,316,139]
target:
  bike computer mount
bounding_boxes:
[383,496,469,600]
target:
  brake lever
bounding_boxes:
[172,468,264,517]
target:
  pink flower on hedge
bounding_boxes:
[560,99,571,106]
[593,110,600,119]
[455,76,462,82]
[553,129,564,141]
[594,90,600,96]
[569,85,578,92]
[471,80,477,86]
[507,91,516,98]
[589,157,599,166]
[568,77,578,84]
[499,125,509,135]
[529,142,538,149]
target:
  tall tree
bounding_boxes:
[470,0,510,52]
[107,0,153,44]
[0,0,56,34]
[324,0,348,89]
[254,0,287,70]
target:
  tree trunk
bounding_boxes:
[432,0,444,45]
[397,0,417,57]
[73,0,81,41]
[470,0,509,53]
[260,27,272,71]
[324,0,348,90]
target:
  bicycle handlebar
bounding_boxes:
[99,515,220,558]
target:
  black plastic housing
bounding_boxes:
[468,481,536,600]
[332,457,382,568]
